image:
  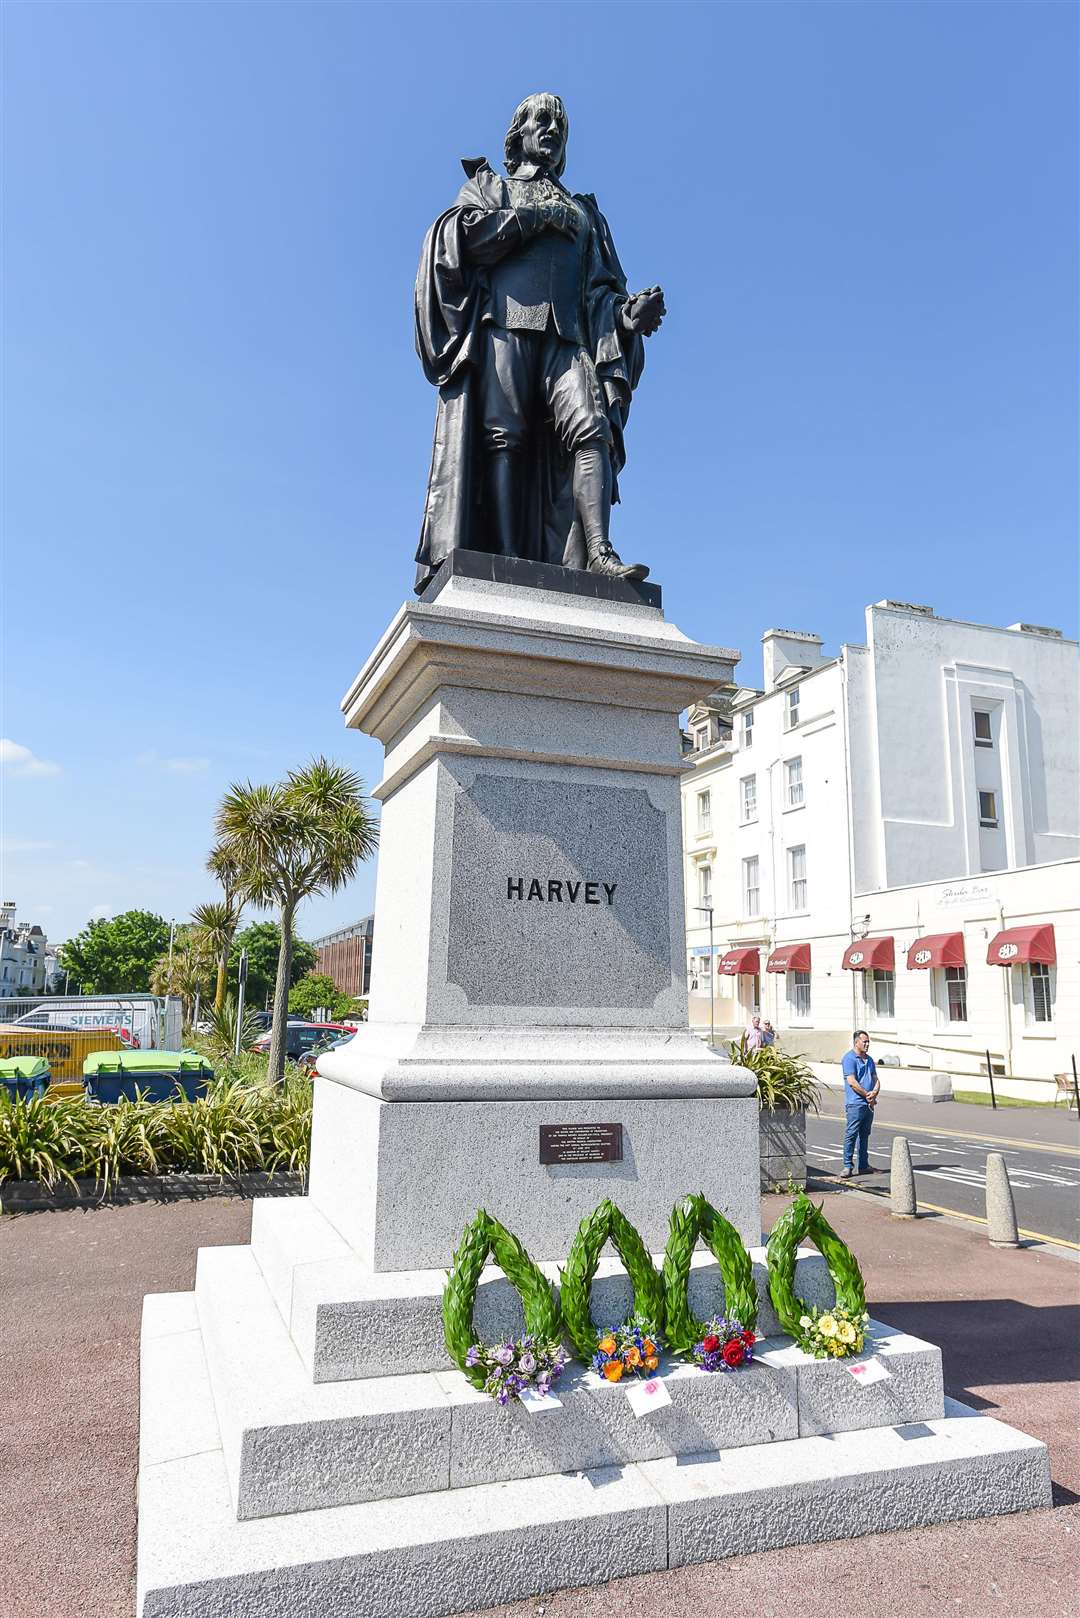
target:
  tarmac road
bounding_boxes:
[807,1095,1080,1247]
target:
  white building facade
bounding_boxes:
[0,901,49,1001]
[683,602,1080,1078]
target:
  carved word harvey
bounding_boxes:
[507,877,617,905]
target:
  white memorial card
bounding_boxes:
[624,1377,673,1419]
[845,1357,892,1385]
[518,1387,563,1413]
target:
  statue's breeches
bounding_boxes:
[479,327,611,456]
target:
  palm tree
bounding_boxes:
[192,899,238,1014]
[202,845,247,1011]
[214,758,378,1082]
[150,931,214,1021]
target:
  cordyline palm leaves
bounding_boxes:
[149,932,214,1019]
[191,899,238,1014]
[215,758,378,1082]
[200,845,248,1011]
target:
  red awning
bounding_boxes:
[842,937,895,972]
[986,924,1056,967]
[718,947,760,977]
[767,943,812,973]
[906,933,965,971]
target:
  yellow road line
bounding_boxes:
[817,1112,1080,1158]
[819,1175,1080,1249]
[905,1198,1080,1251]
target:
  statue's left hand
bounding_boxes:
[621,286,666,337]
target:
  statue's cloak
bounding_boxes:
[413,159,645,593]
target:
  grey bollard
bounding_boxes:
[985,1152,1020,1247]
[890,1135,917,1217]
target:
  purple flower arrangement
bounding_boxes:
[464,1334,570,1405]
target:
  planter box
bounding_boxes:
[0,1170,305,1214]
[759,1107,806,1191]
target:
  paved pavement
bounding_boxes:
[2,1191,1077,1618]
[807,1096,1080,1247]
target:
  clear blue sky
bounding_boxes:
[3,1,1076,947]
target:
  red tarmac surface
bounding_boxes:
[1,1191,1077,1618]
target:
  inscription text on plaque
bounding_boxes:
[539,1123,624,1165]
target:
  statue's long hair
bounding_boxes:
[504,93,568,178]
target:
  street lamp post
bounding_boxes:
[234,949,248,1058]
[696,905,715,1049]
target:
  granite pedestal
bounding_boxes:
[136,559,1051,1616]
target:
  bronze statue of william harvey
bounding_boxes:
[414,93,665,594]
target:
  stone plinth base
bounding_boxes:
[307,1077,760,1270]
[138,1279,1049,1618]
[136,1198,1051,1617]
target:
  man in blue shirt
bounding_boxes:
[841,1030,880,1177]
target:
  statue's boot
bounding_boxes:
[485,448,519,557]
[574,441,650,583]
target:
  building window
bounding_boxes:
[741,710,753,748]
[788,971,811,1019]
[978,790,998,828]
[785,686,800,730]
[740,775,757,823]
[697,790,711,834]
[788,845,807,911]
[785,757,803,808]
[742,857,759,918]
[1028,962,1053,1024]
[973,710,993,748]
[945,965,968,1023]
[865,969,895,1020]
[694,725,710,752]
[698,863,712,909]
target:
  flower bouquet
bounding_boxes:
[464,1334,569,1405]
[689,1316,756,1372]
[591,1319,662,1382]
[795,1303,870,1359]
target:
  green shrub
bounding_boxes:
[87,1094,169,1191]
[0,1093,88,1189]
[202,995,263,1060]
[728,1038,820,1114]
[0,1069,313,1190]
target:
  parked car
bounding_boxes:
[298,1030,355,1078]
[251,1022,355,1062]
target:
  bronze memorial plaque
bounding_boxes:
[539,1123,623,1165]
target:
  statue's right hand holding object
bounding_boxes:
[621,286,666,337]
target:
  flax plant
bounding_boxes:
[0,1093,88,1189]
[728,1038,821,1114]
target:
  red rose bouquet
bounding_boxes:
[690,1316,756,1373]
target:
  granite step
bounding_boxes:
[187,1244,945,1520]
[191,1248,796,1518]
[250,1194,838,1382]
[138,1304,1051,1618]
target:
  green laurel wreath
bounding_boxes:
[661,1193,759,1355]
[558,1199,665,1361]
[765,1192,867,1338]
[442,1209,561,1389]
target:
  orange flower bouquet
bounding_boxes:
[590,1319,663,1381]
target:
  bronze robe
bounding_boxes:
[413,159,645,593]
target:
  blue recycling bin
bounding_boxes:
[82,1049,214,1103]
[0,1055,51,1101]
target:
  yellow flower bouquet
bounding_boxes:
[795,1302,870,1360]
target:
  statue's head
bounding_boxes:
[504,93,568,178]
